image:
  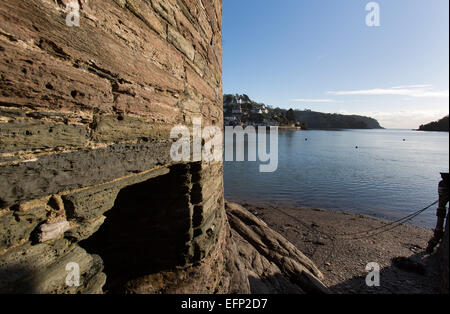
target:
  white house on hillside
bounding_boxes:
[232,105,242,114]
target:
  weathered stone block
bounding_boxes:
[0,237,105,293]
[65,216,106,242]
[61,167,170,221]
[0,204,46,251]
[125,0,167,37]
[149,0,177,27]
[0,143,173,207]
[0,113,89,153]
[186,66,216,101]
[167,26,195,61]
[0,239,72,292]
[27,246,104,294]
[0,40,115,113]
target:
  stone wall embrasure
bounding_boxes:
[0,0,246,293]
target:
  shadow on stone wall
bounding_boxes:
[0,265,37,293]
[79,165,192,293]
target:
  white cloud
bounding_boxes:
[339,109,449,129]
[328,85,449,98]
[391,84,432,89]
[291,98,335,103]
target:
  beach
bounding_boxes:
[238,202,443,294]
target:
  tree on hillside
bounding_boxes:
[286,108,296,123]
[419,115,449,132]
[223,94,233,105]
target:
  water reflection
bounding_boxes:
[224,129,449,227]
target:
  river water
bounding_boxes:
[224,129,449,228]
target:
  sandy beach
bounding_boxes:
[238,202,443,294]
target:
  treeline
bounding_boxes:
[418,116,449,132]
[270,108,382,129]
[293,110,382,129]
[223,94,383,129]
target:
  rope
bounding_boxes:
[275,199,437,240]
[271,199,439,265]
[340,200,438,240]
[334,200,438,239]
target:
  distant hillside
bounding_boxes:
[418,116,449,132]
[223,94,383,129]
[294,110,383,129]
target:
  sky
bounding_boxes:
[223,0,449,129]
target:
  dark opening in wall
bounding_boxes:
[79,164,193,293]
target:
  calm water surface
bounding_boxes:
[223,129,449,228]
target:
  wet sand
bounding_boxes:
[238,202,443,294]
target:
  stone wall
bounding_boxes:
[0,0,243,293]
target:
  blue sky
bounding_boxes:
[223,0,449,128]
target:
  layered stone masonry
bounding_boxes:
[0,0,232,293]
